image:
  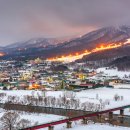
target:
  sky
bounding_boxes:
[0,0,130,46]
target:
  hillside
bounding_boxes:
[1,25,130,61]
[109,56,130,71]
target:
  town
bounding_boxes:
[0,58,129,129]
[0,58,129,91]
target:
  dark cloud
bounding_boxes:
[0,0,130,45]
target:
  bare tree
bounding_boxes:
[0,112,20,130]
[0,111,31,130]
[16,119,31,129]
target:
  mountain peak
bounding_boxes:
[2,25,130,61]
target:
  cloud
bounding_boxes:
[0,0,130,45]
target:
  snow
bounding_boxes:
[20,113,64,125]
[114,109,130,116]
[0,87,130,129]
[0,108,129,130]
[0,67,130,129]
[64,124,130,130]
[96,67,130,78]
[0,109,64,126]
[40,122,130,130]
[0,88,130,111]
[112,84,130,89]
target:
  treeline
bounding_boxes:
[0,92,106,112]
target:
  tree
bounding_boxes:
[0,112,20,130]
[60,80,65,89]
[16,119,31,129]
[0,112,31,130]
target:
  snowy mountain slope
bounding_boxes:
[58,25,130,50]
[2,25,130,60]
[5,38,61,49]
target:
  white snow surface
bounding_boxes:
[0,88,130,110]
[40,123,130,130]
[0,109,64,126]
[112,84,130,89]
[96,67,130,78]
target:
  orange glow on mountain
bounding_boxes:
[46,39,130,63]
[0,52,5,57]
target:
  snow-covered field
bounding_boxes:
[0,108,129,130]
[112,84,130,89]
[97,67,130,78]
[20,112,64,125]
[0,109,64,126]
[0,88,130,112]
[40,122,130,130]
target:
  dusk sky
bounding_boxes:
[0,0,130,45]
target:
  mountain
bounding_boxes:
[1,37,73,60]
[81,45,130,61]
[35,25,130,59]
[1,25,130,60]
[5,37,72,49]
[53,25,130,55]
[108,56,130,71]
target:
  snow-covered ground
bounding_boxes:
[0,108,129,130]
[40,122,130,130]
[114,108,130,116]
[96,67,130,78]
[96,67,130,79]
[112,84,130,89]
[0,109,64,126]
[21,112,64,125]
[0,88,130,112]
[63,124,130,130]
